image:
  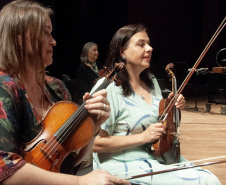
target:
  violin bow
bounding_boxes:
[159,16,226,122]
[115,155,226,176]
[125,157,226,180]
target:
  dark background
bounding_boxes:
[1,0,226,96]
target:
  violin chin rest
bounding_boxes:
[163,141,181,165]
[163,151,179,164]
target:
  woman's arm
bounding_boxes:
[93,92,185,154]
[93,122,166,153]
[2,162,130,185]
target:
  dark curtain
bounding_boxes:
[0,0,225,94]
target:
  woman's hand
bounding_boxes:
[83,89,111,129]
[168,92,186,110]
[141,123,166,143]
[79,169,131,185]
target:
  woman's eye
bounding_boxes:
[45,31,50,36]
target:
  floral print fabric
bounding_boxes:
[0,70,71,181]
[0,151,26,181]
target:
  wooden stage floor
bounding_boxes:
[180,96,226,184]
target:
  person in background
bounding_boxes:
[0,1,130,185]
[91,24,221,185]
[75,42,103,105]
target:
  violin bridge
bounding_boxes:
[40,148,53,159]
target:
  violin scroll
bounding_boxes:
[99,62,124,86]
[165,63,175,81]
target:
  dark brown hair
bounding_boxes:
[104,24,154,96]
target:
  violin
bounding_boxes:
[150,16,226,165]
[151,63,181,164]
[121,16,226,180]
[22,63,124,173]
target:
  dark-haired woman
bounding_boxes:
[92,24,221,185]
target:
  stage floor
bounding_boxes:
[181,96,226,184]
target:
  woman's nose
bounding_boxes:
[146,44,153,52]
[50,36,57,46]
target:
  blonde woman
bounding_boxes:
[0,1,129,185]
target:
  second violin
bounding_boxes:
[151,63,181,164]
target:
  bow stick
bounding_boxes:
[114,155,226,176]
[159,16,226,122]
[125,158,226,180]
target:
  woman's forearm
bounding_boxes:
[2,162,131,185]
[2,163,78,185]
[93,130,145,153]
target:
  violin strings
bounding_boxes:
[56,78,111,143]
[33,78,112,168]
[41,64,120,157]
[31,64,122,168]
[34,105,88,168]
[41,66,121,164]
[114,155,226,176]
[159,17,226,121]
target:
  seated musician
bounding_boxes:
[92,24,221,185]
[0,1,130,184]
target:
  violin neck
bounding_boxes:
[91,77,112,95]
[172,76,177,95]
[54,78,111,142]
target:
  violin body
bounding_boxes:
[22,101,94,172]
[151,63,181,164]
[22,62,124,173]
[152,98,180,164]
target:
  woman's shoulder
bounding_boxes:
[148,73,159,85]
[45,75,65,86]
[0,71,20,91]
[0,71,16,83]
[148,74,163,98]
[77,62,88,70]
[76,62,92,75]
[148,73,156,80]
[45,75,72,101]
[0,71,23,106]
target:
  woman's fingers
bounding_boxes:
[168,92,186,110]
[142,123,166,143]
[83,89,111,127]
[175,94,186,109]
[81,169,131,185]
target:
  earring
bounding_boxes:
[122,55,126,60]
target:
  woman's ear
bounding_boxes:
[120,48,126,61]
[120,47,125,58]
